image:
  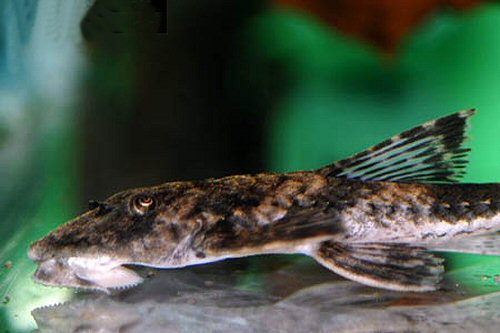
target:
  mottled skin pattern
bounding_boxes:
[29,172,500,267]
[333,181,500,242]
[30,172,336,266]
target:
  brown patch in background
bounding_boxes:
[273,0,481,53]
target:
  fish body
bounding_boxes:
[28,109,500,292]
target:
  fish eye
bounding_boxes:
[131,194,156,215]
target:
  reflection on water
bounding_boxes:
[32,257,500,333]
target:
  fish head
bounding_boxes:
[28,183,200,292]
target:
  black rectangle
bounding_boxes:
[151,0,167,33]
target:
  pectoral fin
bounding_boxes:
[312,241,444,291]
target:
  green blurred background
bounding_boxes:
[2,0,500,331]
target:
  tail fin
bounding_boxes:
[312,241,444,291]
[319,109,475,183]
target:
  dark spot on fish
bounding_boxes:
[195,251,206,259]
[422,233,433,240]
[169,222,180,240]
[451,229,475,237]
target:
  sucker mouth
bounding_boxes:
[33,257,144,292]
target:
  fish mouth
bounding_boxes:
[32,257,144,293]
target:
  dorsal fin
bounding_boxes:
[319,109,475,183]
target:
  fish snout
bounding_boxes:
[28,240,48,263]
[31,258,84,289]
[32,259,59,284]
